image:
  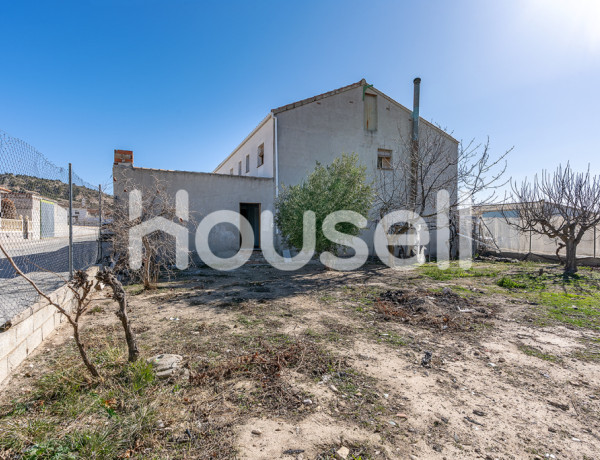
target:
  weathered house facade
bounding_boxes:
[114,79,458,259]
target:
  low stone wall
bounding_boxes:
[0,266,99,386]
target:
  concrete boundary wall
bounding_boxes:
[0,266,99,386]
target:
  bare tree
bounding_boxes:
[373,126,511,259]
[0,242,101,378]
[507,163,600,274]
[96,268,140,362]
[111,174,193,290]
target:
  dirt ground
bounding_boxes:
[1,260,599,459]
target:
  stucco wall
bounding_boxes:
[213,116,275,179]
[113,166,275,259]
[274,85,458,255]
[6,193,41,240]
[54,203,69,238]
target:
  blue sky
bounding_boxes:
[1,0,599,194]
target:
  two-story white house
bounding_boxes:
[113,78,458,258]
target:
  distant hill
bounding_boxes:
[0,173,112,210]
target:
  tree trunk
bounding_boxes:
[142,238,155,290]
[564,239,578,274]
[73,324,101,378]
[97,270,140,362]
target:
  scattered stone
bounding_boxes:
[464,416,484,426]
[548,427,557,433]
[147,354,187,380]
[395,413,408,419]
[547,400,569,412]
[388,420,397,427]
[421,351,432,367]
[336,446,350,459]
[487,362,496,368]
[251,429,262,436]
[302,399,313,405]
[571,437,581,442]
[473,410,486,417]
[383,393,389,399]
[319,374,331,384]
[283,449,305,455]
[329,384,339,393]
[498,357,506,363]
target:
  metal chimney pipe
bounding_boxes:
[409,77,421,207]
[412,77,421,142]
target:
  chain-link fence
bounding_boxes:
[0,130,109,326]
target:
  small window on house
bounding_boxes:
[377,149,392,170]
[230,168,233,175]
[364,93,378,131]
[257,144,264,167]
[238,161,242,175]
[245,154,250,173]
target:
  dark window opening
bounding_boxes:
[257,144,264,167]
[377,148,392,169]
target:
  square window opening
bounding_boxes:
[377,148,392,170]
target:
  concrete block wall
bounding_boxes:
[0,266,98,386]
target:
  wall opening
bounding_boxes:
[257,144,264,167]
[364,93,378,131]
[377,148,392,170]
[239,202,260,249]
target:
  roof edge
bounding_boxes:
[270,79,458,145]
[271,79,367,115]
[212,114,272,173]
[368,87,459,145]
[122,164,274,181]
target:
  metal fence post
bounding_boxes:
[99,184,103,263]
[68,163,73,280]
[594,226,597,259]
